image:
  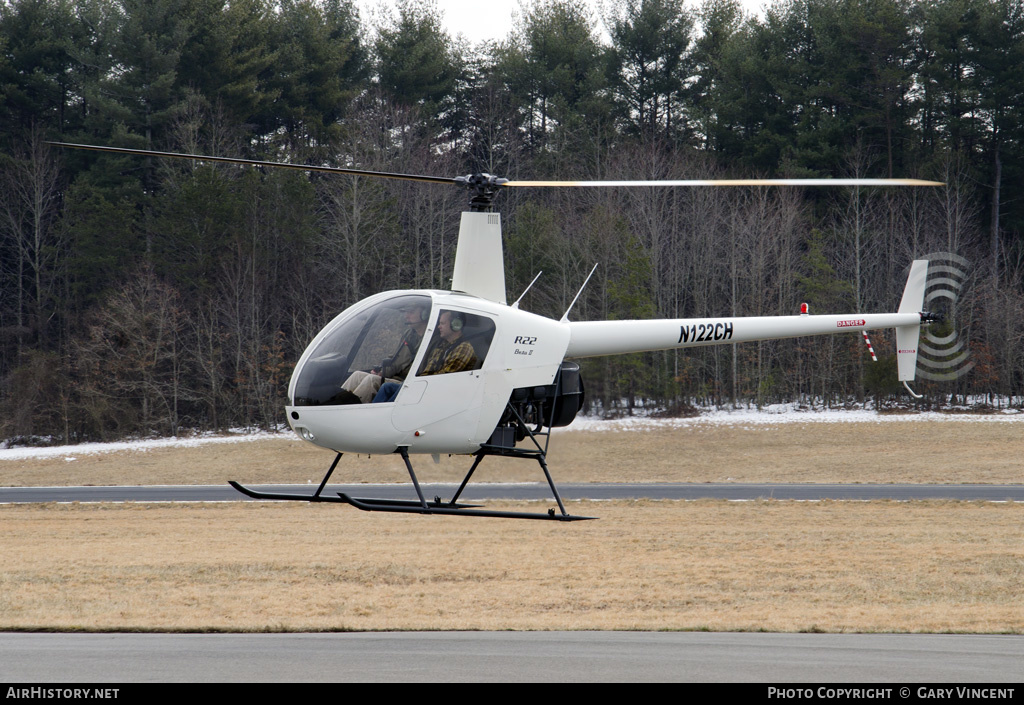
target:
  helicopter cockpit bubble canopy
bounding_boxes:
[290,292,432,407]
[285,288,574,456]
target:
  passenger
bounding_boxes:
[372,311,476,403]
[337,302,428,403]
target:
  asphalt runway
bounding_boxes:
[2,632,1023,682]
[4,482,1024,503]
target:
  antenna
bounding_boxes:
[512,271,543,309]
[560,264,599,323]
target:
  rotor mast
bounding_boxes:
[454,173,508,212]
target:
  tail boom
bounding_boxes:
[566,312,923,358]
[567,260,934,396]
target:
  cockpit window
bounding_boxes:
[291,294,431,405]
[415,309,496,377]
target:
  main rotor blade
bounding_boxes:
[48,143,944,190]
[46,142,458,185]
[503,178,945,187]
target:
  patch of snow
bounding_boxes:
[0,430,295,461]
[564,405,1024,432]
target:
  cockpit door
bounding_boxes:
[391,369,486,432]
[390,309,497,434]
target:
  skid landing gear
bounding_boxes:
[229,425,595,521]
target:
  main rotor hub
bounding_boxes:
[455,173,508,211]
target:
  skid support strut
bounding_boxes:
[338,446,594,521]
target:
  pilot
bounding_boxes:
[372,310,477,403]
[337,301,429,403]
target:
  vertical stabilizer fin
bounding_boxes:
[896,260,928,383]
[899,260,928,313]
[896,323,921,382]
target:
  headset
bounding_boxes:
[400,302,431,322]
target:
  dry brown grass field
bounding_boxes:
[2,501,1021,633]
[2,417,1023,633]
[5,417,1024,486]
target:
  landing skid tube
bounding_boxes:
[230,480,480,509]
[229,439,595,521]
[228,453,481,509]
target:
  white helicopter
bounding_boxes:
[51,142,944,520]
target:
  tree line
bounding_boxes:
[2,0,1023,444]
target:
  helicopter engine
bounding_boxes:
[487,360,584,448]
